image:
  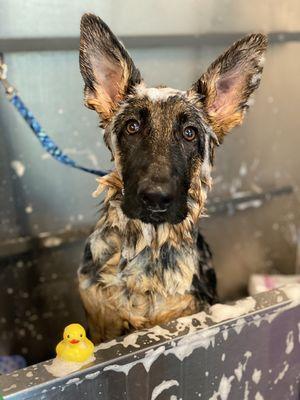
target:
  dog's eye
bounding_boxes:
[126,119,140,134]
[183,126,197,141]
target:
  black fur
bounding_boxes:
[79,240,98,284]
[79,232,118,284]
[192,233,218,304]
[159,243,179,270]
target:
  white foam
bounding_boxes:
[209,297,256,323]
[146,325,174,341]
[258,55,265,67]
[285,331,294,354]
[66,378,81,385]
[236,199,263,211]
[44,355,95,378]
[94,339,118,352]
[222,329,229,341]
[42,236,63,248]
[3,384,17,393]
[136,84,184,102]
[209,374,234,400]
[250,73,262,86]
[165,327,220,362]
[233,318,246,335]
[255,392,264,400]
[11,160,25,177]
[234,352,252,382]
[239,163,248,177]
[252,369,262,384]
[122,331,147,348]
[85,371,100,380]
[175,311,208,333]
[274,362,289,384]
[95,325,172,354]
[281,283,300,302]
[103,345,165,376]
[244,381,250,400]
[25,205,33,214]
[151,380,179,400]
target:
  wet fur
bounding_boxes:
[78,170,215,343]
[78,14,267,343]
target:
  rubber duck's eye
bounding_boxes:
[126,119,140,134]
[80,334,83,337]
[67,335,70,338]
[183,126,197,141]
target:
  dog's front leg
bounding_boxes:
[77,228,125,344]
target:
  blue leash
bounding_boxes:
[0,53,107,177]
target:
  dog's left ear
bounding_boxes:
[190,33,267,141]
[79,13,141,125]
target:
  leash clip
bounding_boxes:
[0,52,16,98]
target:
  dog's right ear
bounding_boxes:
[79,14,141,125]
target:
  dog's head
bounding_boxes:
[80,14,267,225]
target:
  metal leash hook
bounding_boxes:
[0,52,108,177]
[0,52,16,97]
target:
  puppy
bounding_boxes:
[78,13,267,343]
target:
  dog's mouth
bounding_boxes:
[121,201,187,225]
[144,208,168,224]
[147,207,167,213]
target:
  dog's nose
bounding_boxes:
[138,183,173,211]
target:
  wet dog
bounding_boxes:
[78,13,267,343]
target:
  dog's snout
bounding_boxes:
[138,182,173,211]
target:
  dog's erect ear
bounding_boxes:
[79,14,141,125]
[191,34,267,141]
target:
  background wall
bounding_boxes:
[0,0,300,364]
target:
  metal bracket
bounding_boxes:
[0,52,16,97]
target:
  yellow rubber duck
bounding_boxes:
[56,323,94,363]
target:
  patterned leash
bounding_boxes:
[0,52,108,177]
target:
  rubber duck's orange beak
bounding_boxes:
[69,339,80,344]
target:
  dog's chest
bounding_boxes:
[108,242,198,298]
[78,224,200,341]
[105,248,198,319]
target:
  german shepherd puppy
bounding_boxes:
[78,13,267,343]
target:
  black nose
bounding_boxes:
[138,183,173,211]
